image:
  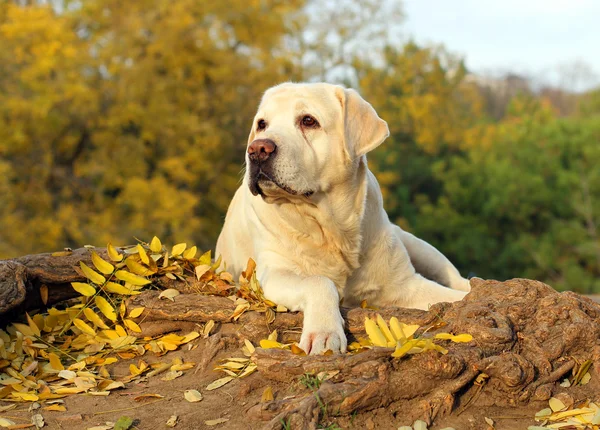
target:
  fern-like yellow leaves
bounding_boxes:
[362,314,472,358]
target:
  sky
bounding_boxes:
[402,0,600,91]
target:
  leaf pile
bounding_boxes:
[531,396,600,429]
[355,314,473,358]
[0,238,206,407]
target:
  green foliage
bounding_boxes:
[1,1,600,293]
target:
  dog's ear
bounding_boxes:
[336,87,389,159]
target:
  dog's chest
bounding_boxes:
[287,223,362,298]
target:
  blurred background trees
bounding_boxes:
[1,0,599,293]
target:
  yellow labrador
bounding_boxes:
[216,82,471,355]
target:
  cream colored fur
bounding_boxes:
[216,82,471,355]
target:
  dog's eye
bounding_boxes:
[257,119,267,131]
[301,115,318,128]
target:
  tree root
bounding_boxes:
[3,249,600,428]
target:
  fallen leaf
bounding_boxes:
[171,243,186,256]
[203,320,215,338]
[91,252,114,275]
[128,307,145,319]
[204,418,229,426]
[95,296,117,321]
[150,236,162,253]
[73,318,96,336]
[43,405,67,412]
[549,397,567,412]
[184,389,203,402]
[206,376,233,391]
[133,394,164,402]
[166,416,178,427]
[161,370,183,381]
[261,386,274,402]
[484,417,494,428]
[195,264,211,280]
[104,282,140,296]
[80,262,106,285]
[158,289,180,301]
[71,282,96,297]
[0,418,15,428]
[136,244,149,265]
[107,243,124,262]
[183,246,197,259]
[123,319,142,333]
[114,416,134,430]
[581,372,592,385]
[114,271,151,286]
[40,285,48,305]
[31,414,44,428]
[87,424,114,430]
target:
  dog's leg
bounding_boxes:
[396,228,471,292]
[257,262,347,355]
[382,273,468,310]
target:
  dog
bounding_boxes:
[216,82,471,355]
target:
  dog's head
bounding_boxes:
[245,82,389,200]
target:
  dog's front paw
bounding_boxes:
[299,307,347,355]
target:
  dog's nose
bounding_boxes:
[248,139,277,163]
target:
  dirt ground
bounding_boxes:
[0,333,550,430]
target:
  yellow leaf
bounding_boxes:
[115,325,127,337]
[389,317,405,341]
[376,314,395,343]
[11,392,39,401]
[365,317,388,347]
[80,262,106,285]
[581,372,592,385]
[0,418,15,427]
[268,329,278,342]
[104,282,140,296]
[261,386,274,402]
[291,344,306,356]
[206,376,233,391]
[205,418,229,426]
[181,331,200,344]
[91,252,114,275]
[128,307,145,319]
[73,318,96,336]
[12,323,34,337]
[95,296,117,321]
[125,258,154,276]
[43,404,66,412]
[137,244,149,265]
[25,313,41,337]
[183,246,197,259]
[434,333,473,343]
[40,285,48,305]
[71,282,96,297]
[48,352,64,371]
[198,250,212,266]
[195,264,211,280]
[115,270,151,286]
[134,393,164,401]
[107,243,123,262]
[120,301,126,318]
[549,397,567,412]
[392,339,420,358]
[171,243,187,257]
[83,308,109,329]
[259,339,285,349]
[123,319,142,333]
[244,339,256,355]
[150,236,162,253]
[184,389,203,402]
